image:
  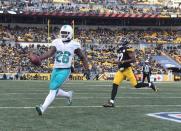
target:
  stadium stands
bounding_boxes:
[1,0,181,79]
[0,0,181,16]
[1,24,170,75]
[1,25,181,44]
[164,45,181,64]
[0,43,52,74]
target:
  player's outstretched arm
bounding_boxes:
[39,46,56,61]
[29,46,56,66]
[74,48,89,70]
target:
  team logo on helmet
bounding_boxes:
[60,25,73,42]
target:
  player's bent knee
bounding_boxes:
[48,90,57,98]
[130,80,137,88]
[134,84,139,88]
[113,83,119,88]
[131,82,137,88]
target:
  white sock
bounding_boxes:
[149,83,151,87]
[42,90,56,113]
[110,99,114,104]
[56,89,70,98]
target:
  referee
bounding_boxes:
[142,60,152,84]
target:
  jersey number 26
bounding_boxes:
[56,51,71,64]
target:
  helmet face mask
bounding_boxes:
[60,25,73,42]
[61,31,70,38]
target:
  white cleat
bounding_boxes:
[67,91,74,105]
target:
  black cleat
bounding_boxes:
[103,100,115,108]
[150,82,158,92]
[35,105,43,116]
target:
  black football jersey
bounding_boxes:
[117,46,134,69]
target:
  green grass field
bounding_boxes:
[0,80,181,131]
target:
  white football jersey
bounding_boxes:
[52,38,81,68]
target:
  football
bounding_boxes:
[29,53,41,66]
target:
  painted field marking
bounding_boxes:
[0,96,181,100]
[0,105,181,109]
[147,112,181,123]
[0,90,180,95]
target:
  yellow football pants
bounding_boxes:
[113,67,137,87]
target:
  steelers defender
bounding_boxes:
[103,38,158,107]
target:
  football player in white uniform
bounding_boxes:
[30,25,89,115]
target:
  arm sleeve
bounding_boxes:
[51,39,57,48]
[74,42,81,50]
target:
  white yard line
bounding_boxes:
[0,96,181,100]
[0,105,181,109]
[0,92,180,95]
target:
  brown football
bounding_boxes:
[29,53,41,66]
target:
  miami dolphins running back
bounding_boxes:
[29,25,89,115]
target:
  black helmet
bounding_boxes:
[118,37,129,50]
[120,37,129,47]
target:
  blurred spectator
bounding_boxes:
[2,24,181,44]
[0,24,173,75]
[0,0,181,16]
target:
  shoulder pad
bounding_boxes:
[51,38,62,46]
[127,48,134,52]
[126,46,134,52]
[52,38,59,43]
[71,40,81,49]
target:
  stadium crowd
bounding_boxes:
[1,24,180,76]
[163,45,181,64]
[1,24,181,44]
[0,43,52,74]
[0,25,170,76]
[0,0,181,16]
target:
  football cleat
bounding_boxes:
[150,82,158,92]
[103,100,115,108]
[67,91,74,105]
[35,105,43,116]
